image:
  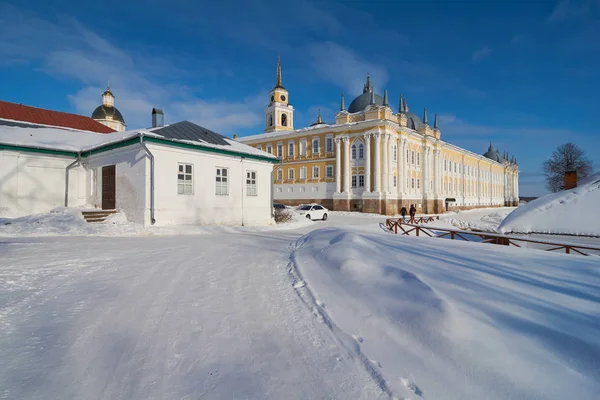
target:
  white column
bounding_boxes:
[344,137,351,193]
[433,149,439,197]
[421,146,427,197]
[382,134,389,193]
[374,133,381,192]
[364,134,371,192]
[396,136,402,197]
[335,138,341,193]
[401,138,407,193]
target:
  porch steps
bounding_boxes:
[81,210,117,223]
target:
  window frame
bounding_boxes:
[300,166,307,179]
[177,163,194,195]
[288,141,294,157]
[359,174,365,187]
[246,170,257,196]
[215,167,229,196]
[288,168,295,180]
[326,136,334,153]
[325,165,334,178]
[312,165,320,179]
[312,137,320,154]
[359,143,365,159]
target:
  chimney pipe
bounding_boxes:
[152,108,164,128]
[233,134,238,139]
[564,170,577,190]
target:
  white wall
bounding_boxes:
[86,146,148,225]
[148,143,273,226]
[0,150,86,218]
[274,182,335,200]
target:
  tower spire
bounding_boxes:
[434,113,438,129]
[317,109,323,124]
[364,73,372,93]
[275,55,283,88]
[107,80,111,91]
[404,97,409,112]
[383,89,389,107]
[340,92,345,111]
[423,107,428,124]
[398,95,403,113]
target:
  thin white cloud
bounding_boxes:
[546,0,597,22]
[307,42,389,95]
[472,46,492,61]
[510,34,526,46]
[0,4,263,135]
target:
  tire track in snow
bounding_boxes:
[286,236,398,400]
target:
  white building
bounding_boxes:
[0,119,278,226]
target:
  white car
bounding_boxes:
[296,204,329,221]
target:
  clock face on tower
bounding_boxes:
[280,95,286,102]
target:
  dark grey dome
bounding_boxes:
[348,91,385,113]
[403,111,423,130]
[92,105,125,124]
[483,145,502,162]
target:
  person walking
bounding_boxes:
[409,204,416,223]
[400,206,407,222]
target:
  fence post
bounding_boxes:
[566,246,570,254]
[416,227,420,237]
[451,231,455,240]
[394,223,398,234]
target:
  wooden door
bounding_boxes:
[102,165,116,210]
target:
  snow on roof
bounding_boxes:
[0,123,277,161]
[498,173,600,236]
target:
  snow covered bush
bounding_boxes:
[274,208,293,223]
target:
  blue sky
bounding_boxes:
[1,0,599,196]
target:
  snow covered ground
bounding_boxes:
[1,210,600,399]
[499,173,600,237]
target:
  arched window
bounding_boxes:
[281,114,287,126]
[358,143,365,159]
[351,144,357,159]
[269,115,273,126]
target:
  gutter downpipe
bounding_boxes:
[139,134,156,225]
[65,152,81,207]
[240,157,245,226]
[270,158,284,218]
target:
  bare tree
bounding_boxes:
[543,143,593,192]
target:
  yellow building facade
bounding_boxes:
[238,62,519,215]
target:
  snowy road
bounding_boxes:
[2,211,599,400]
[0,226,383,399]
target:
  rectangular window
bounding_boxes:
[417,153,420,166]
[454,163,457,173]
[266,145,272,154]
[393,145,397,162]
[326,165,333,178]
[246,171,257,196]
[417,179,420,189]
[393,175,397,187]
[359,144,364,159]
[444,160,447,171]
[359,175,365,187]
[288,142,294,157]
[411,151,415,165]
[300,167,306,179]
[257,145,262,151]
[312,166,320,178]
[177,163,193,195]
[300,140,307,156]
[277,169,283,181]
[406,149,409,164]
[288,168,294,180]
[326,137,333,153]
[215,167,228,195]
[312,138,319,154]
[277,144,283,158]
[352,175,357,188]
[411,178,415,189]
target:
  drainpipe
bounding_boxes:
[240,157,245,226]
[270,158,284,218]
[65,152,81,207]
[139,134,156,225]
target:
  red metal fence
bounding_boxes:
[385,218,600,256]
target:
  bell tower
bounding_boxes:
[264,56,294,132]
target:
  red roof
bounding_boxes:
[0,100,116,134]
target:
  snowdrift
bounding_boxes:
[293,227,600,400]
[499,173,600,236]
